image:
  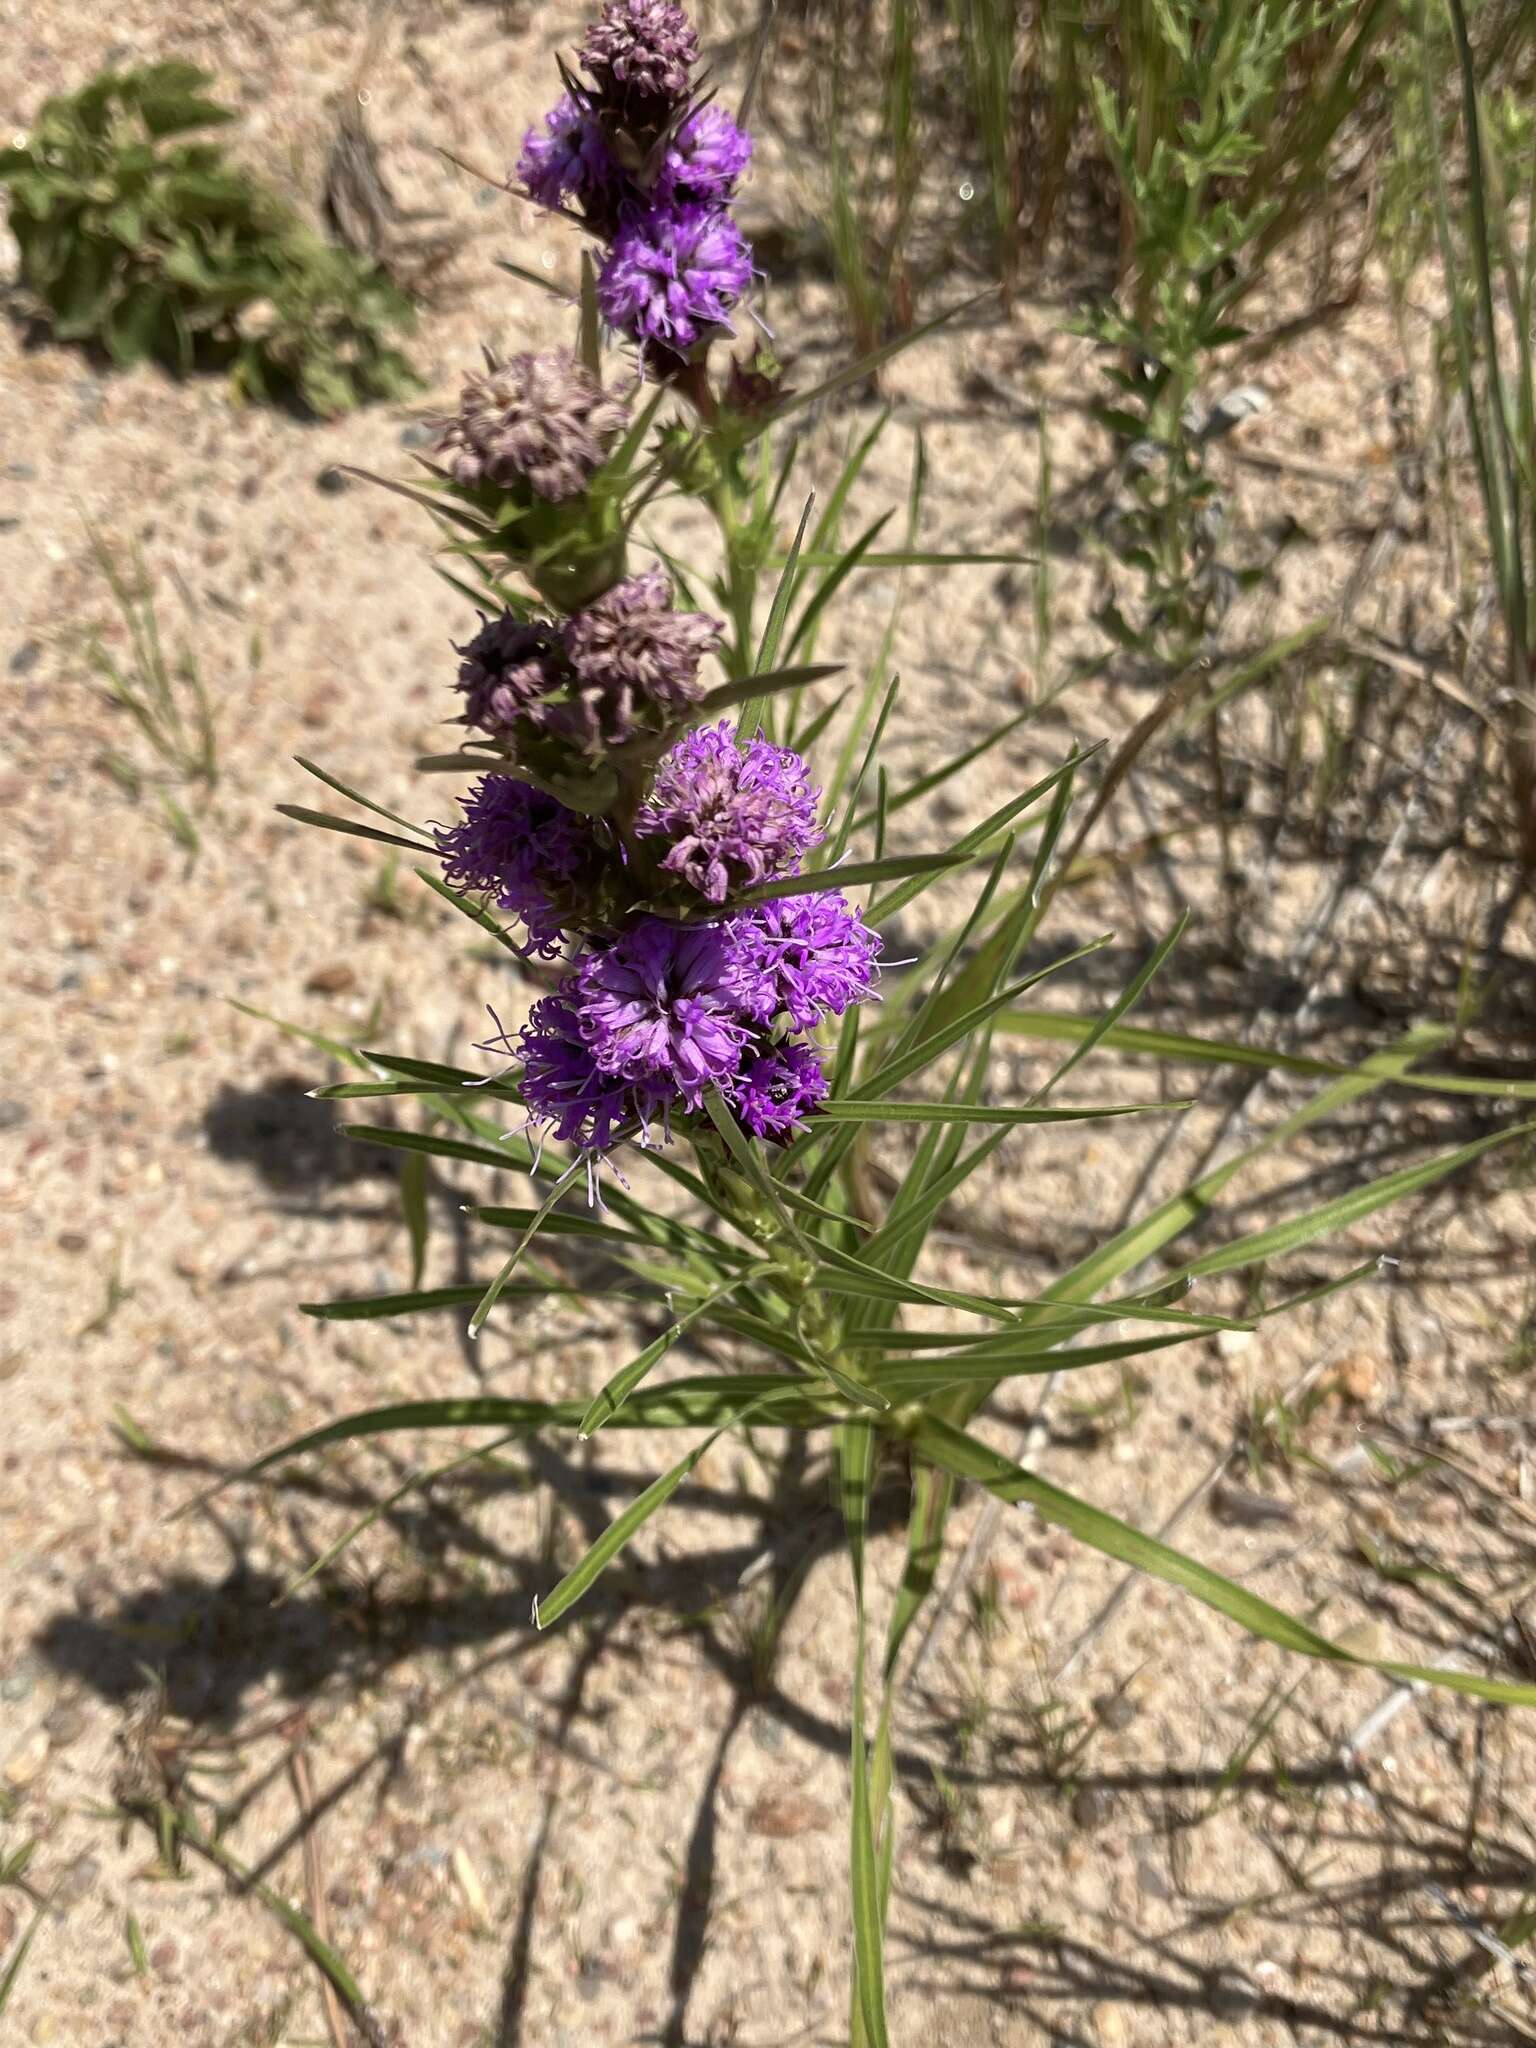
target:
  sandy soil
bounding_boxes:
[4,4,1536,2046]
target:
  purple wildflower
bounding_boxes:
[597,203,752,353]
[436,775,594,956]
[572,917,754,1100]
[657,103,752,204]
[516,94,617,211]
[555,566,721,749]
[519,995,661,1150]
[637,721,822,903]
[579,0,699,108]
[743,891,882,1030]
[435,350,628,502]
[455,613,565,736]
[729,1039,827,1139]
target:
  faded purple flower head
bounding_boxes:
[516,94,616,211]
[573,916,755,1100]
[637,721,822,903]
[519,994,662,1149]
[729,1039,827,1139]
[455,612,565,736]
[557,566,721,749]
[597,203,752,353]
[657,103,752,204]
[436,775,594,956]
[435,350,628,502]
[579,0,699,108]
[743,890,882,1030]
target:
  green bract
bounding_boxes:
[0,60,419,415]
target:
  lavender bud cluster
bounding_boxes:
[517,0,754,365]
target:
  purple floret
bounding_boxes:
[455,612,566,737]
[741,890,882,1030]
[657,103,752,204]
[597,202,752,353]
[517,94,616,210]
[519,994,662,1150]
[637,721,822,904]
[436,775,592,957]
[571,916,754,1100]
[553,566,721,750]
[729,1039,828,1139]
[579,0,700,107]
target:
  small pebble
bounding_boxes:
[400,422,435,448]
[0,1658,39,1703]
[748,1710,785,1752]
[43,1698,88,1749]
[55,1855,100,1908]
[0,1101,30,1131]
[4,462,36,481]
[4,1729,49,1786]
[1093,1691,1137,1732]
[10,642,40,675]
[315,466,352,495]
[1070,1784,1114,1831]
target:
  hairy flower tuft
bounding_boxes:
[454,612,566,736]
[519,995,663,1149]
[516,94,616,211]
[657,104,752,204]
[741,891,882,1030]
[597,203,751,354]
[572,917,753,1100]
[578,0,699,108]
[728,1039,827,1139]
[436,775,598,956]
[435,349,628,502]
[638,721,822,903]
[557,566,721,749]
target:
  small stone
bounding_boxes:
[43,1698,88,1749]
[30,2016,61,2044]
[4,462,36,481]
[1093,1691,1137,1732]
[748,1711,784,1753]
[1134,1852,1171,1900]
[4,1729,49,1786]
[1329,1353,1379,1405]
[1208,1968,1258,2020]
[0,1657,40,1703]
[400,422,435,448]
[239,475,261,500]
[195,505,223,536]
[305,962,358,995]
[0,1101,30,1131]
[747,1791,832,1839]
[9,642,40,675]
[1216,1329,1253,1361]
[316,466,352,495]
[55,1855,100,1907]
[1070,1784,1114,1832]
[475,185,500,207]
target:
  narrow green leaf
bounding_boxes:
[911,1415,1536,1708]
[276,804,435,854]
[814,1097,1183,1126]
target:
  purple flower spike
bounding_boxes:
[638,721,822,903]
[729,1040,828,1139]
[745,891,882,1030]
[435,350,628,502]
[573,917,754,1100]
[597,203,752,353]
[520,995,660,1150]
[658,104,752,204]
[435,775,593,956]
[455,612,565,737]
[517,94,616,211]
[579,0,700,107]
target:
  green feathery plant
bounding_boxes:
[207,5,1536,2039]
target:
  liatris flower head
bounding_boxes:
[728,1039,828,1139]
[518,993,666,1150]
[638,720,822,903]
[555,565,721,753]
[434,349,629,503]
[516,93,617,213]
[435,774,618,956]
[656,102,752,205]
[454,612,566,736]
[578,0,700,115]
[741,890,882,1030]
[597,202,752,356]
[572,916,756,1100]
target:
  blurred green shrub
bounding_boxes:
[0,59,419,416]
